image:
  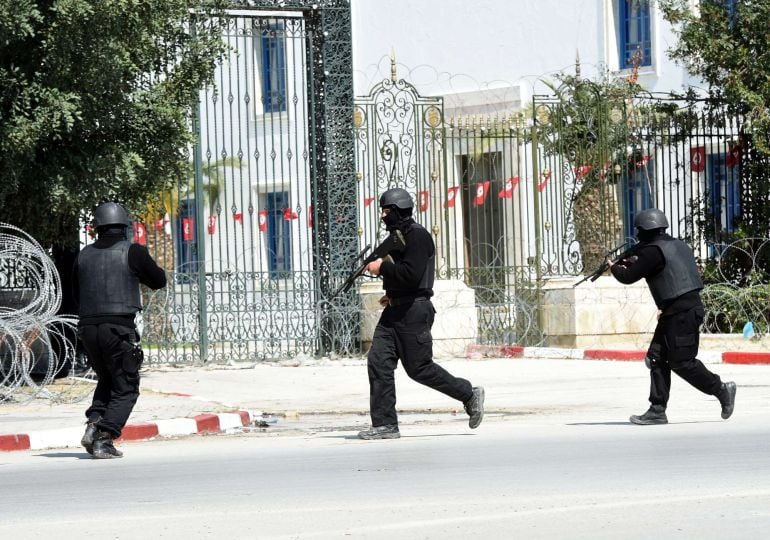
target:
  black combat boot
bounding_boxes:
[717,381,737,420]
[358,424,400,440]
[92,431,124,459]
[464,386,485,429]
[629,404,668,425]
[80,416,102,455]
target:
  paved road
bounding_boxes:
[2,412,768,539]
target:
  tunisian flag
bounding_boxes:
[445,186,460,208]
[207,215,217,235]
[537,170,551,192]
[472,181,490,207]
[182,218,194,241]
[258,210,268,233]
[574,165,592,181]
[418,190,429,212]
[690,147,706,173]
[498,176,519,199]
[132,222,146,245]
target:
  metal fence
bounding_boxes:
[353,77,752,347]
[132,66,755,361]
[136,5,357,364]
[3,6,765,374]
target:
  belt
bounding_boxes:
[388,295,428,307]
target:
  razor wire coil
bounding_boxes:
[0,223,93,403]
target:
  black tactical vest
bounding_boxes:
[77,240,141,317]
[645,235,703,307]
[386,222,435,292]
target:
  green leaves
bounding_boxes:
[660,0,770,154]
[0,0,229,247]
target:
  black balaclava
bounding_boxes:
[97,225,128,240]
[637,227,665,243]
[382,206,412,232]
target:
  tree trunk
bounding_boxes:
[573,180,623,275]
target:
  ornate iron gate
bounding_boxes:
[354,76,748,348]
[141,3,356,364]
[354,75,542,346]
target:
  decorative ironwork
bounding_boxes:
[138,2,355,363]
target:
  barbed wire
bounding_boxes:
[701,238,770,337]
[0,223,94,403]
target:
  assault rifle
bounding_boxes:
[329,230,406,300]
[573,241,639,287]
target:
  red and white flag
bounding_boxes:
[537,170,551,193]
[599,162,610,181]
[283,207,298,220]
[182,218,194,241]
[445,186,460,208]
[690,147,705,173]
[498,176,519,199]
[308,205,313,228]
[207,215,217,235]
[364,197,375,208]
[575,165,592,181]
[133,222,146,245]
[635,155,651,169]
[258,210,268,233]
[472,181,490,207]
[418,190,429,212]
[233,212,243,225]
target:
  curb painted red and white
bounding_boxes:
[0,410,254,453]
[465,344,770,365]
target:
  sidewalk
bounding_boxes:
[2,346,770,453]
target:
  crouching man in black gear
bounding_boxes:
[608,208,736,425]
[74,202,167,458]
[357,188,484,440]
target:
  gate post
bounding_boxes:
[304,3,357,355]
[192,101,209,363]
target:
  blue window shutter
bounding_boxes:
[623,160,654,239]
[619,0,652,69]
[708,153,741,234]
[175,198,199,282]
[261,25,286,113]
[266,192,292,279]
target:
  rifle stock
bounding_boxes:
[329,230,406,299]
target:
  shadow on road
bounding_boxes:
[36,452,91,460]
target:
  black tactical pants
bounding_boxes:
[78,323,143,438]
[367,298,473,427]
[647,305,722,407]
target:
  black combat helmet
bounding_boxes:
[379,188,414,210]
[93,202,131,229]
[634,208,669,231]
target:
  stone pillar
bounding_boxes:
[541,276,657,349]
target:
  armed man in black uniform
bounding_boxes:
[608,208,736,425]
[74,202,166,458]
[357,188,484,439]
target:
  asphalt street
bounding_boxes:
[2,409,769,539]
